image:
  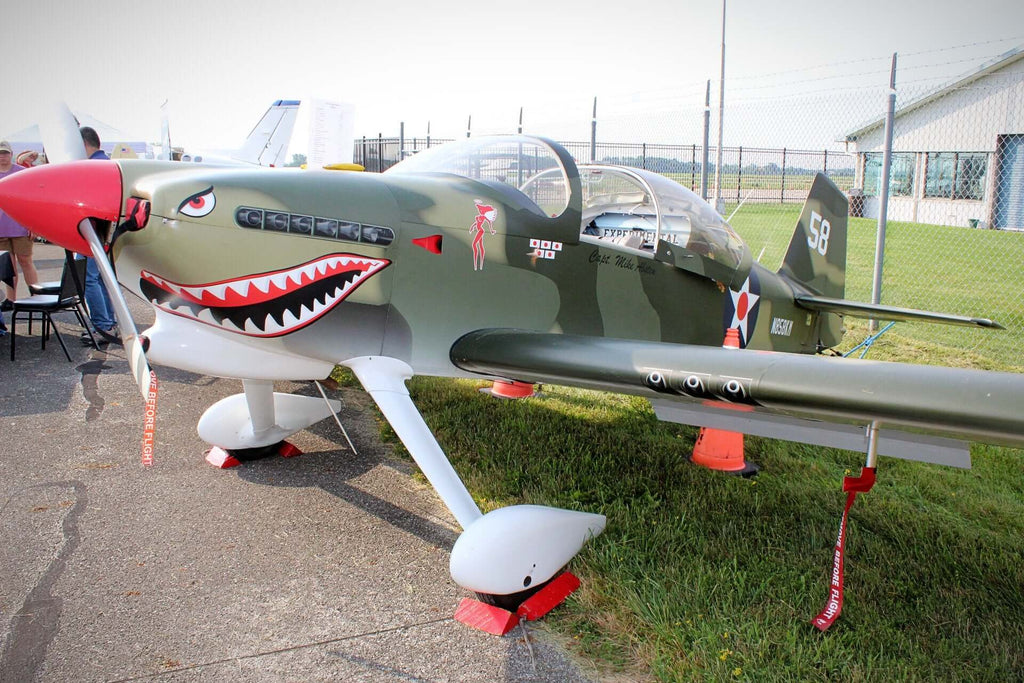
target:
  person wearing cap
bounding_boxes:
[0,140,40,314]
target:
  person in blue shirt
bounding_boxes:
[79,127,119,345]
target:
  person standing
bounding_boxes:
[79,127,119,345]
[0,140,40,310]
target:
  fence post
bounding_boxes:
[781,147,787,203]
[692,144,698,192]
[823,148,828,175]
[701,80,710,200]
[642,143,647,170]
[399,122,405,162]
[590,96,597,162]
[737,146,743,202]
[377,133,383,173]
[871,53,898,332]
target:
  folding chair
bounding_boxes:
[10,252,96,361]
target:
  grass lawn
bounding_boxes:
[360,374,1022,681]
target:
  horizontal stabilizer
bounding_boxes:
[795,295,1003,329]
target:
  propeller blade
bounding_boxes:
[78,218,153,398]
[78,218,158,466]
[38,101,86,164]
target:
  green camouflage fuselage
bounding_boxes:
[113,160,833,379]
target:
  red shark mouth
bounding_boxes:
[139,254,390,337]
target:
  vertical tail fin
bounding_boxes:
[232,100,301,167]
[778,173,848,299]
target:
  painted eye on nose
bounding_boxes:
[178,186,216,217]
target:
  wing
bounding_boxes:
[450,329,1024,458]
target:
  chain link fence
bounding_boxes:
[356,46,1024,371]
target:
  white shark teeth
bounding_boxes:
[227,280,250,298]
[149,255,386,336]
[263,313,285,335]
[219,317,243,333]
[269,272,290,291]
[251,276,271,294]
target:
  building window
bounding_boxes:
[925,152,987,200]
[863,152,915,197]
[954,153,987,200]
[924,153,955,198]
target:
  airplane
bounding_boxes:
[161,99,300,166]
[0,133,1021,623]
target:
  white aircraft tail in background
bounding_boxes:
[232,99,301,166]
[168,99,301,166]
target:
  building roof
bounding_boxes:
[844,45,1024,142]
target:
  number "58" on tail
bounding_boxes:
[808,210,831,256]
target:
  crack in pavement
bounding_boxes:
[106,616,455,682]
[0,481,88,683]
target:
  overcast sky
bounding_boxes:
[3,0,1022,155]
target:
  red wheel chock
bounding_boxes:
[454,572,581,635]
[204,441,303,468]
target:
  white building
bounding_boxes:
[844,47,1024,230]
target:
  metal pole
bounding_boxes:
[871,53,898,333]
[399,121,405,161]
[642,143,647,170]
[691,144,697,191]
[736,145,743,202]
[517,108,524,187]
[426,121,431,148]
[713,0,726,212]
[781,148,787,203]
[466,115,472,138]
[701,80,710,201]
[590,96,597,162]
[864,420,880,469]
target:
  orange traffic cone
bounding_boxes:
[689,328,759,476]
[481,379,537,399]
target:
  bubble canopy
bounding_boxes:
[386,135,572,219]
[387,135,748,276]
[574,165,747,271]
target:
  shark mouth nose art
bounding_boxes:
[140,253,390,337]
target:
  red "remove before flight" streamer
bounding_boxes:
[141,372,158,467]
[812,467,876,631]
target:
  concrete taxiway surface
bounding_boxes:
[0,245,594,682]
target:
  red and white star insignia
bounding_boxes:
[729,276,760,342]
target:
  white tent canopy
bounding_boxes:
[3,112,150,158]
